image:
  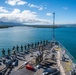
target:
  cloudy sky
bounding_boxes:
[0,0,76,25]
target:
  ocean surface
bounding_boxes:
[0,26,76,59]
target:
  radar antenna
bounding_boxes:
[53,13,55,42]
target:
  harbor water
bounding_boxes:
[0,26,76,59]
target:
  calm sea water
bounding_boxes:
[0,26,76,59]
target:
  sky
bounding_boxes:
[0,0,76,25]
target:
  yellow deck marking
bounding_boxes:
[54,47,61,50]
[66,62,71,65]
[65,61,72,71]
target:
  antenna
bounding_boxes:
[53,13,55,42]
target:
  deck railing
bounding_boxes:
[58,41,76,66]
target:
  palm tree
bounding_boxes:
[8,48,10,55]
[2,48,5,57]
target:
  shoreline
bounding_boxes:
[0,26,13,29]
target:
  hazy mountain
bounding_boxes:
[0,21,23,26]
[0,21,76,28]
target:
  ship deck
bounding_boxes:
[0,42,76,75]
[54,42,76,75]
[10,43,60,75]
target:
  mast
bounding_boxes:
[53,13,55,42]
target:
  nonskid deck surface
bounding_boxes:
[9,43,60,75]
[54,42,76,75]
[0,42,76,75]
[10,68,35,75]
[10,43,60,75]
[59,48,73,75]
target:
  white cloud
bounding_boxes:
[0,6,8,13]
[46,13,52,16]
[11,8,20,14]
[5,0,27,6]
[28,4,38,8]
[63,7,68,10]
[28,3,43,11]
[17,1,27,5]
[0,8,51,24]
[39,7,43,10]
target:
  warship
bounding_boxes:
[0,13,76,75]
